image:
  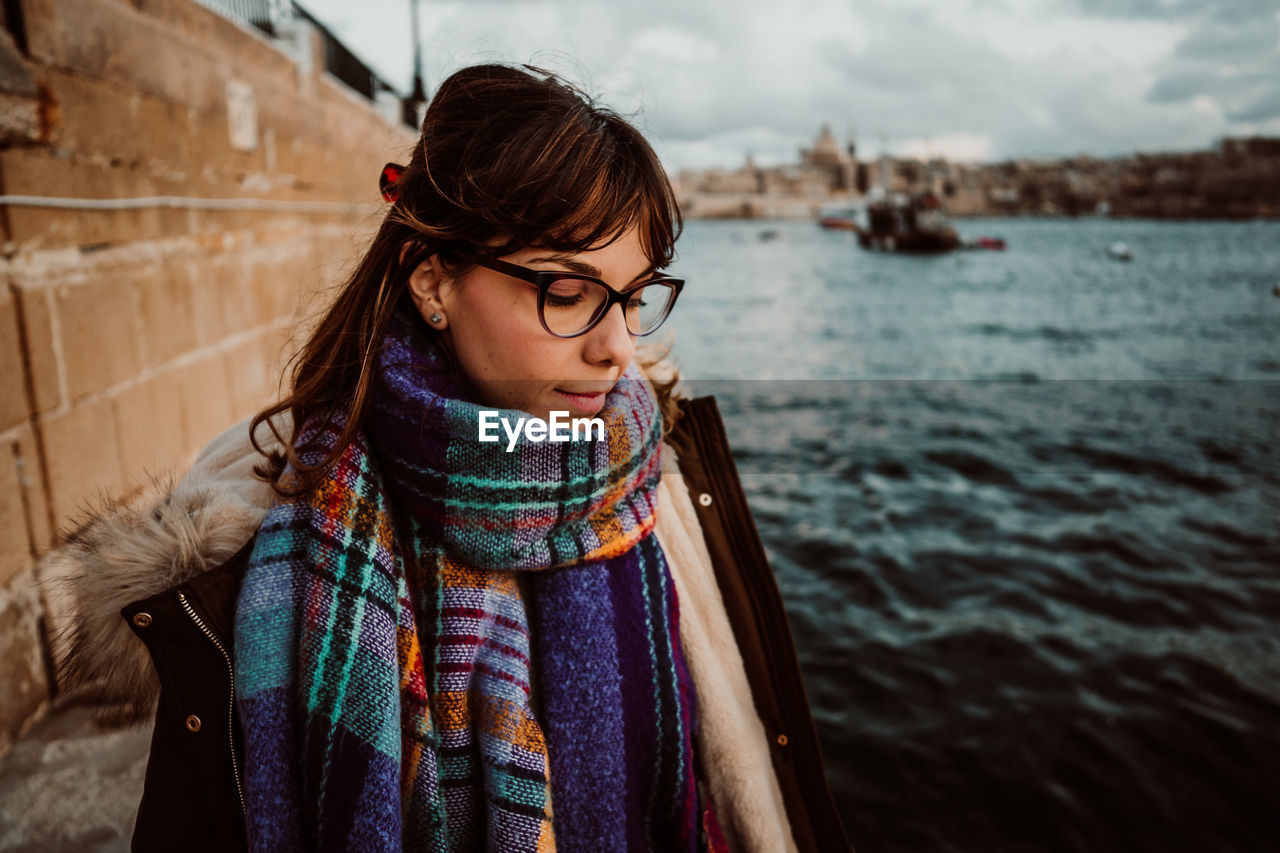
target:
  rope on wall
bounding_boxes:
[0,194,382,213]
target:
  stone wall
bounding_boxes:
[0,0,417,752]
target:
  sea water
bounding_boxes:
[665,217,1280,851]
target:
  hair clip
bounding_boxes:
[380,162,406,203]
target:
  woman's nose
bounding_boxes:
[583,301,636,367]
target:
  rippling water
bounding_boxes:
[664,218,1280,851]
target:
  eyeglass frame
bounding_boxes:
[461,254,685,339]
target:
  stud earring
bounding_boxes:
[429,313,442,324]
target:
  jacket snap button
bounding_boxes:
[776,734,789,746]
[698,492,713,507]
[132,612,152,628]
[185,715,202,733]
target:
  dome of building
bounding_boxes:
[810,124,846,167]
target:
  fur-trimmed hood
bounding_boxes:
[45,416,287,724]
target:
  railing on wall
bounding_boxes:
[191,0,417,127]
[290,3,386,102]
[191,0,280,37]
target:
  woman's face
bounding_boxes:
[408,227,655,421]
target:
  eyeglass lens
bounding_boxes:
[542,278,677,336]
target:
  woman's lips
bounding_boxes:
[554,388,607,413]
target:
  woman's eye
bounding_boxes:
[546,293,585,307]
[546,279,591,305]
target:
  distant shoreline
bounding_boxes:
[681,208,1280,223]
[676,135,1280,223]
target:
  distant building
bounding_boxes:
[677,124,859,215]
[676,125,1280,220]
[1222,136,1280,161]
[799,124,857,191]
[802,124,842,166]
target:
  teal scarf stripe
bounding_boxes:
[384,444,662,514]
[374,394,663,503]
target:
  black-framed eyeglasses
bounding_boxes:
[466,255,685,338]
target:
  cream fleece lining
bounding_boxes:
[655,443,799,853]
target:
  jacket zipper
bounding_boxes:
[177,591,247,819]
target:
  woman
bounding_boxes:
[55,64,849,852]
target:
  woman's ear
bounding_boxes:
[404,249,451,330]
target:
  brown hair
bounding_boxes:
[251,63,684,497]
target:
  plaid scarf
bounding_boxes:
[234,305,727,851]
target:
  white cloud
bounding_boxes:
[293,0,1279,170]
[895,132,996,163]
[658,125,812,171]
[630,26,721,65]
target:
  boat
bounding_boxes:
[820,192,1007,254]
[857,190,961,253]
[821,191,961,253]
[1107,241,1133,261]
[817,204,860,230]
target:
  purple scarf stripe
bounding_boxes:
[533,559,629,851]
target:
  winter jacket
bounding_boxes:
[52,394,851,852]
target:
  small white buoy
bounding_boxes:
[1107,241,1133,261]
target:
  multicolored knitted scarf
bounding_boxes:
[234,305,727,851]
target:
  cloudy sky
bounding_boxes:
[297,0,1280,171]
